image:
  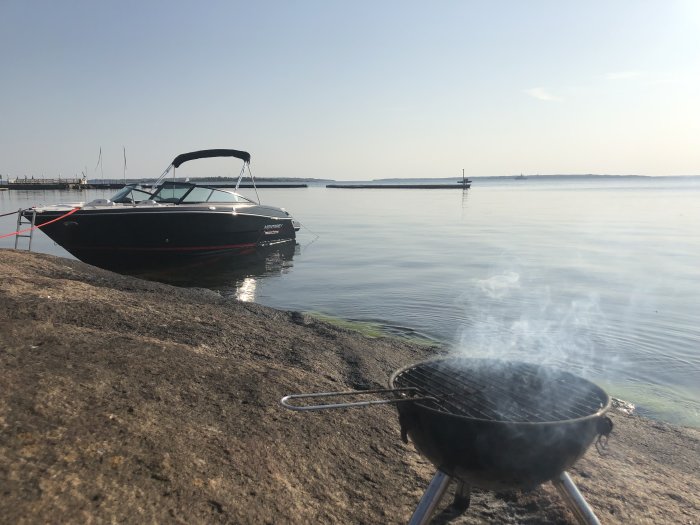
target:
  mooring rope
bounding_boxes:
[0,209,20,218]
[0,207,80,240]
[297,221,320,249]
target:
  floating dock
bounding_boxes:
[326,182,471,189]
[6,177,87,190]
[212,184,308,188]
[86,183,125,190]
[2,182,308,191]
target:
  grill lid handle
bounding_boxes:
[280,387,438,411]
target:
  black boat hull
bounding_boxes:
[30,207,297,270]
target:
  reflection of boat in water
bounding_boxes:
[130,241,299,299]
[23,149,300,271]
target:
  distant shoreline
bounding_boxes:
[1,173,699,187]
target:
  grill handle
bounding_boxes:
[280,387,437,411]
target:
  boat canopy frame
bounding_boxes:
[172,149,251,168]
[153,148,260,203]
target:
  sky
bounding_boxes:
[1,0,699,180]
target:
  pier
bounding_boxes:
[326,182,471,189]
[1,180,307,191]
[210,183,308,188]
[6,177,88,190]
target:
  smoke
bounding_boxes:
[454,269,615,380]
[475,271,520,299]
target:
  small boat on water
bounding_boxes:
[23,149,300,270]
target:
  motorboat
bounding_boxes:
[23,149,300,270]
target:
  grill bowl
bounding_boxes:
[390,357,611,490]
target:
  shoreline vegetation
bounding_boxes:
[1,250,698,523]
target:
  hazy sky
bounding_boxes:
[2,1,699,180]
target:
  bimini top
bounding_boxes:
[171,149,251,168]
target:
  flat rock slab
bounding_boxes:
[1,250,698,523]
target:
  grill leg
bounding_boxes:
[452,481,471,512]
[552,471,601,525]
[407,470,452,525]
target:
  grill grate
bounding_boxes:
[392,357,607,423]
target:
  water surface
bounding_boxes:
[2,177,699,426]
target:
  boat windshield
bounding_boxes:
[111,185,156,204]
[150,182,254,204]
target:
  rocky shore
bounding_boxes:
[1,250,698,524]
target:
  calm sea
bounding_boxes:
[2,176,699,427]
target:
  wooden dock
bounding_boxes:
[1,181,309,191]
[7,177,87,190]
